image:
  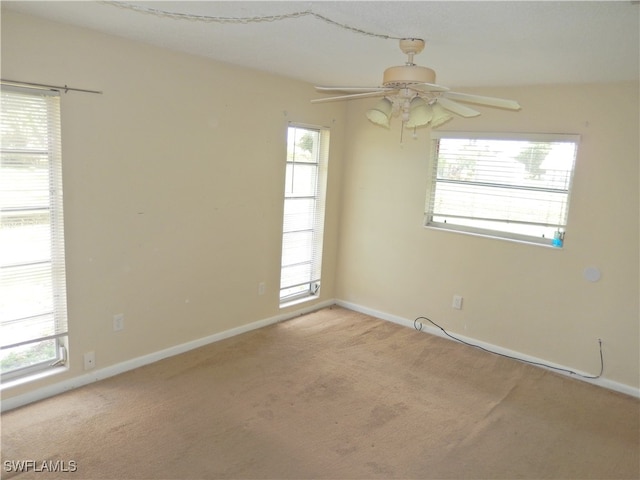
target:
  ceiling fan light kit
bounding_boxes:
[365,98,394,128]
[430,103,455,128]
[312,38,521,137]
[404,97,432,128]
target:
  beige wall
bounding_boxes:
[337,82,639,390]
[2,9,639,401]
[1,10,346,399]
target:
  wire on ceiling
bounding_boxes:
[101,1,404,40]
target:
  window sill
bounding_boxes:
[279,294,320,309]
[425,225,564,249]
[0,365,68,392]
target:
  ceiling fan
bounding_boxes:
[311,38,521,130]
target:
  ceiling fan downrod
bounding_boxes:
[399,38,425,65]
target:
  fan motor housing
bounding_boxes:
[383,65,436,88]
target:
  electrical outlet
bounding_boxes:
[258,282,266,296]
[452,295,463,310]
[83,351,95,370]
[113,313,124,331]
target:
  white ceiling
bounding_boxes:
[3,1,639,89]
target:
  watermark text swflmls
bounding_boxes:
[4,460,78,473]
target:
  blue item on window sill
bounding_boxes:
[552,231,564,248]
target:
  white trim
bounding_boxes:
[0,299,334,412]
[335,299,640,399]
[432,131,581,143]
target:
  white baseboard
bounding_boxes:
[3,298,637,411]
[1,299,334,412]
[335,299,640,399]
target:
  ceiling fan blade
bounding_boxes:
[315,86,394,93]
[311,91,391,103]
[437,97,481,118]
[409,82,450,93]
[444,92,521,110]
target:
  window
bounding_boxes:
[1,86,68,381]
[426,132,579,246]
[279,125,329,305]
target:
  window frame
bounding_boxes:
[279,124,329,307]
[425,131,580,247]
[1,85,69,383]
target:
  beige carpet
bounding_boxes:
[1,306,639,479]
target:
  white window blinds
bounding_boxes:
[1,86,68,377]
[426,132,579,245]
[280,125,329,304]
